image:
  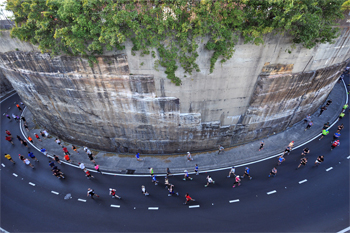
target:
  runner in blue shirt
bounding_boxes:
[28,151,39,162]
[332,131,341,142]
[241,167,252,180]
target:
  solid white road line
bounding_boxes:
[337,226,350,233]
[12,173,18,177]
[326,167,333,172]
[0,226,10,233]
[78,199,86,202]
[51,191,59,195]
[229,199,240,203]
[148,207,159,210]
[189,205,200,208]
[29,182,35,186]
[111,205,120,208]
[299,179,307,184]
[347,155,350,159]
[1,163,5,167]
[267,190,277,195]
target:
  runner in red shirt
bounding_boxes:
[5,130,11,136]
[183,193,195,205]
[64,154,71,163]
[62,146,70,155]
[331,140,340,150]
[5,136,14,144]
[34,133,41,142]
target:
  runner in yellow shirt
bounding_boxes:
[4,154,16,164]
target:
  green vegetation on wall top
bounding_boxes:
[6,0,347,85]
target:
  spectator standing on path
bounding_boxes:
[277,155,285,166]
[4,154,16,164]
[40,148,48,156]
[338,110,345,120]
[331,140,340,150]
[62,146,70,155]
[194,164,199,175]
[305,121,313,131]
[319,106,327,116]
[301,148,310,157]
[268,167,277,177]
[332,131,341,142]
[34,133,41,142]
[241,167,252,180]
[55,138,61,146]
[186,152,193,162]
[232,175,241,188]
[79,163,86,171]
[23,158,34,168]
[5,135,14,145]
[135,153,143,161]
[28,152,39,162]
[325,99,332,107]
[5,130,12,137]
[151,175,159,185]
[149,167,154,176]
[303,114,311,123]
[72,145,79,154]
[227,166,236,178]
[204,175,215,187]
[23,123,29,132]
[319,129,329,140]
[141,185,149,196]
[259,141,264,151]
[314,156,324,167]
[27,136,33,143]
[109,188,121,199]
[217,145,224,155]
[6,114,12,122]
[21,140,28,148]
[54,155,61,164]
[183,170,193,181]
[183,193,195,205]
[87,188,99,199]
[296,157,308,169]
[95,164,102,174]
[337,123,344,131]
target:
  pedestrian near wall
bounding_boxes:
[325,99,332,107]
[241,167,252,180]
[259,141,264,151]
[217,145,224,155]
[194,164,199,175]
[4,154,16,164]
[135,152,143,161]
[34,133,41,142]
[186,152,193,161]
[305,121,313,131]
[303,114,311,123]
[319,106,327,116]
[72,145,79,154]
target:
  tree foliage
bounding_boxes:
[6,0,346,85]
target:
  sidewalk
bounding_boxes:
[21,81,347,175]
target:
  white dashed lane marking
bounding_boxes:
[347,155,350,159]
[111,205,120,208]
[29,182,35,186]
[1,164,5,167]
[326,167,333,172]
[148,207,159,210]
[267,190,277,195]
[189,205,200,208]
[298,179,307,184]
[78,199,86,202]
[51,191,59,195]
[12,173,18,177]
[229,199,240,203]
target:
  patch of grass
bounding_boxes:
[103,153,116,157]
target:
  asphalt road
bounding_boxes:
[1,85,349,232]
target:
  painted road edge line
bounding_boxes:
[111,205,120,208]
[337,226,350,233]
[299,179,307,184]
[148,207,159,210]
[267,190,277,195]
[326,167,333,172]
[189,205,200,208]
[51,191,59,195]
[229,199,240,203]
[29,182,35,186]
[78,199,86,202]
[1,163,5,167]
[12,173,18,177]
[347,155,350,159]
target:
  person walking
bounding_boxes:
[55,138,61,145]
[4,154,16,164]
[314,155,324,167]
[71,145,79,154]
[23,158,34,168]
[331,140,340,150]
[259,141,264,151]
[53,155,61,164]
[21,140,29,148]
[217,145,224,154]
[301,148,310,157]
[194,164,199,175]
[40,148,48,156]
[204,175,215,187]
[241,167,252,180]
[305,121,313,131]
[296,157,308,169]
[183,193,195,205]
[87,188,99,199]
[319,106,327,116]
[34,133,41,142]
[5,135,14,145]
[28,151,39,162]
[277,155,285,165]
[186,152,193,161]
[232,175,241,188]
[325,99,332,107]
[109,188,121,199]
[183,170,193,181]
[319,129,329,140]
[227,166,236,178]
[141,185,149,196]
[303,114,311,123]
[135,152,143,161]
[268,167,277,177]
[94,164,102,174]
[332,131,341,142]
[62,146,70,155]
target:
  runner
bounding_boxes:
[303,114,311,123]
[109,188,121,199]
[21,140,28,148]
[217,145,224,154]
[183,193,195,205]
[332,131,341,142]
[323,122,330,129]
[331,140,340,150]
[40,148,48,156]
[94,164,102,173]
[27,136,33,143]
[64,154,71,163]
[135,152,143,161]
[164,176,171,189]
[5,130,11,137]
[79,162,86,171]
[55,138,61,145]
[296,157,308,169]
[87,153,95,164]
[268,167,277,177]
[48,160,55,168]
[183,170,193,181]
[149,167,154,176]
[241,167,252,180]
[232,175,241,188]
[62,146,70,155]
[343,103,348,110]
[23,123,29,131]
[12,114,17,121]
[28,151,39,162]
[151,175,159,185]
[4,154,16,164]
[141,185,149,196]
[277,155,285,166]
[338,110,345,120]
[53,155,61,164]
[34,133,41,142]
[16,103,22,111]
[85,170,94,179]
[227,166,236,178]
[5,135,14,144]
[18,154,25,162]
[52,168,65,179]
[337,123,344,131]
[166,167,172,177]
[301,148,310,157]
[16,135,22,142]
[186,152,193,161]
[23,158,34,168]
[168,184,179,196]
[319,106,327,116]
[204,175,215,187]
[72,145,79,154]
[42,130,49,137]
[21,116,26,123]
[40,131,45,137]
[325,99,332,107]
[259,141,264,151]
[305,121,313,131]
[87,188,99,199]
[5,114,12,122]
[314,155,324,167]
[319,129,329,140]
[194,164,199,175]
[283,145,292,156]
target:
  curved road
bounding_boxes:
[1,87,349,232]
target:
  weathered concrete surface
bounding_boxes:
[0,68,14,96]
[0,13,349,154]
